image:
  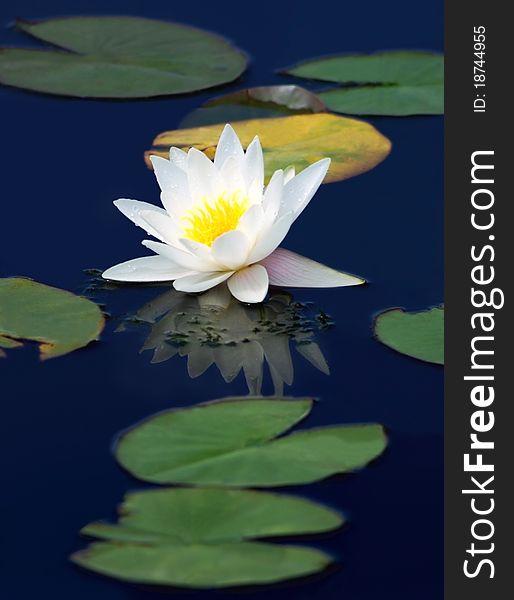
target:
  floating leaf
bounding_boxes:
[283,51,443,115]
[0,278,104,359]
[374,306,444,364]
[71,540,331,588]
[318,84,443,116]
[146,113,391,183]
[0,16,247,98]
[82,487,343,544]
[180,85,326,128]
[115,397,387,486]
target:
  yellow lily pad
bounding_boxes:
[145,113,391,183]
[0,278,105,360]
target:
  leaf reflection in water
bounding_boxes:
[120,284,331,395]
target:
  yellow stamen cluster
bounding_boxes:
[181,191,250,246]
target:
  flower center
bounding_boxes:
[181,191,250,246]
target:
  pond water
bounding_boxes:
[0,0,443,598]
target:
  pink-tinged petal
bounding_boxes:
[279,158,331,221]
[139,209,182,246]
[114,199,168,243]
[237,204,265,243]
[211,230,251,269]
[260,247,365,288]
[214,124,244,169]
[227,264,269,303]
[246,213,294,264]
[173,271,234,293]
[244,136,264,198]
[187,147,223,202]
[142,240,214,272]
[262,169,284,221]
[102,255,192,282]
[169,147,188,170]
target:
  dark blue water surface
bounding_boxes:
[0,1,443,598]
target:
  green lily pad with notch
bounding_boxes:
[81,487,343,544]
[0,16,247,98]
[374,306,444,364]
[115,397,387,486]
[71,540,332,588]
[283,51,443,115]
[180,85,326,128]
[0,277,104,359]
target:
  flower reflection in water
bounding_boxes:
[121,284,330,395]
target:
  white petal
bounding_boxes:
[179,238,214,263]
[236,204,265,244]
[214,124,244,169]
[149,157,190,214]
[246,213,294,264]
[244,136,264,199]
[139,209,182,246]
[187,147,222,203]
[227,264,269,303]
[219,155,245,194]
[211,230,251,269]
[279,158,330,221]
[173,271,234,293]
[160,190,191,220]
[102,255,191,282]
[284,165,296,184]
[142,239,214,272]
[169,147,188,170]
[150,156,185,193]
[259,247,365,287]
[262,169,284,223]
[114,199,168,243]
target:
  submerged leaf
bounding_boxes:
[0,16,247,98]
[180,85,326,128]
[0,278,104,359]
[146,113,391,183]
[71,540,331,588]
[374,306,444,364]
[115,397,387,486]
[283,51,443,115]
[81,487,343,544]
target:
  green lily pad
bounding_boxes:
[74,487,340,587]
[283,51,443,115]
[318,83,443,116]
[71,540,331,588]
[180,85,326,128]
[0,16,247,98]
[82,487,343,544]
[374,306,444,364]
[0,277,104,359]
[146,113,392,184]
[115,397,387,486]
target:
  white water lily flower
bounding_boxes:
[103,124,364,303]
